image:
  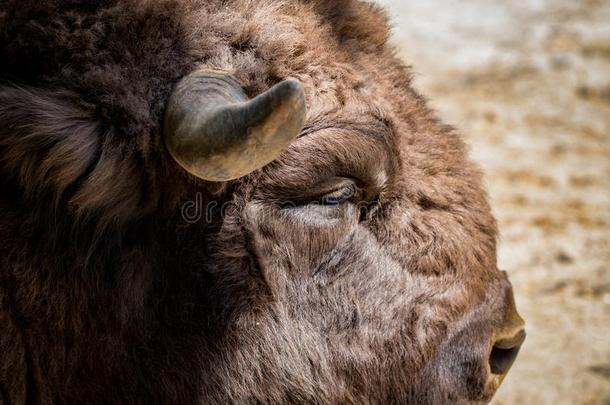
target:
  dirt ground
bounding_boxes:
[373,0,610,404]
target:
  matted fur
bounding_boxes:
[0,1,517,404]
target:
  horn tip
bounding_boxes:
[273,79,306,106]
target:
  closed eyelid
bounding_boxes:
[318,182,356,205]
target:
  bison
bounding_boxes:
[0,0,525,403]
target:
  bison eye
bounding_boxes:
[320,184,356,205]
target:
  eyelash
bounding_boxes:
[319,185,356,205]
[279,181,380,223]
[318,185,381,223]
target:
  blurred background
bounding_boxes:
[373,0,610,404]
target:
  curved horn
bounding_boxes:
[164,69,306,181]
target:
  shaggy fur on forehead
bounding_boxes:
[0,0,505,404]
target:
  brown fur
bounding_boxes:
[0,1,517,403]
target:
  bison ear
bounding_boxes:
[0,86,101,198]
[308,0,390,50]
[0,86,145,223]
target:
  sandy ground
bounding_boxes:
[373,1,610,404]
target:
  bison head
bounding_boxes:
[0,0,524,403]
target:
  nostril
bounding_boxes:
[489,345,520,375]
[489,329,526,375]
